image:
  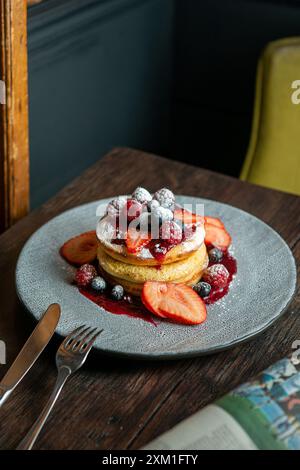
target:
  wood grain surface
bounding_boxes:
[0,0,29,232]
[0,148,299,450]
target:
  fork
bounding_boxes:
[17,325,103,450]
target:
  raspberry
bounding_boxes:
[106,197,127,217]
[125,199,143,222]
[153,188,175,209]
[132,187,152,204]
[202,264,229,289]
[152,206,173,224]
[160,221,183,244]
[75,264,97,287]
[147,199,159,212]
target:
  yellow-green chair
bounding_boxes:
[240,37,300,196]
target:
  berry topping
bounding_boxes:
[75,264,97,287]
[126,227,151,254]
[204,224,231,251]
[149,242,168,262]
[142,281,207,325]
[153,188,175,209]
[193,281,211,298]
[160,220,183,244]
[111,285,124,301]
[91,276,107,292]
[125,199,143,222]
[202,264,229,289]
[204,216,225,229]
[106,197,127,217]
[137,211,151,231]
[132,187,152,204]
[208,247,223,263]
[174,207,203,225]
[152,206,173,224]
[60,231,98,266]
[147,199,160,212]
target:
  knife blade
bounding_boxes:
[0,303,61,407]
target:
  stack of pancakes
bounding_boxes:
[96,217,208,296]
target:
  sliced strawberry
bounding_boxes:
[60,231,98,266]
[126,228,151,254]
[204,216,225,229]
[141,281,207,325]
[174,208,204,225]
[204,224,231,251]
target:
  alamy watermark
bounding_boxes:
[95,202,205,241]
[291,340,300,366]
[0,80,5,105]
[291,80,300,104]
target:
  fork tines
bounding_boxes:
[63,325,103,353]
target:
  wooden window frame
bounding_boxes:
[0,0,29,232]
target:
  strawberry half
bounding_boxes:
[126,228,151,254]
[204,224,231,251]
[204,216,225,229]
[142,281,207,325]
[174,208,204,224]
[60,230,98,266]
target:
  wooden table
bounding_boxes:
[0,148,299,450]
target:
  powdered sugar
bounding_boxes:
[132,187,152,204]
[153,188,175,209]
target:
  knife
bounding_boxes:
[0,303,61,408]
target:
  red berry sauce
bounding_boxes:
[79,287,157,325]
[204,250,237,305]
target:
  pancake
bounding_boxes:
[96,215,205,266]
[97,243,208,284]
[99,268,205,296]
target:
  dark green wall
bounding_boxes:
[28,0,300,208]
[28,0,175,208]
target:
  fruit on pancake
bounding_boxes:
[208,247,223,263]
[124,199,143,222]
[106,197,127,217]
[160,220,183,244]
[60,230,98,265]
[142,281,207,325]
[75,264,97,287]
[152,206,173,224]
[204,216,225,229]
[202,264,229,289]
[153,188,175,209]
[204,224,231,251]
[147,199,159,211]
[132,187,152,204]
[174,208,203,224]
[193,281,211,298]
[126,228,151,254]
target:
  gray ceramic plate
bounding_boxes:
[16,197,297,360]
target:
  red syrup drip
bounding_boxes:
[79,287,157,325]
[204,250,237,305]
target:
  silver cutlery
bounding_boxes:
[17,325,103,450]
[0,303,61,408]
